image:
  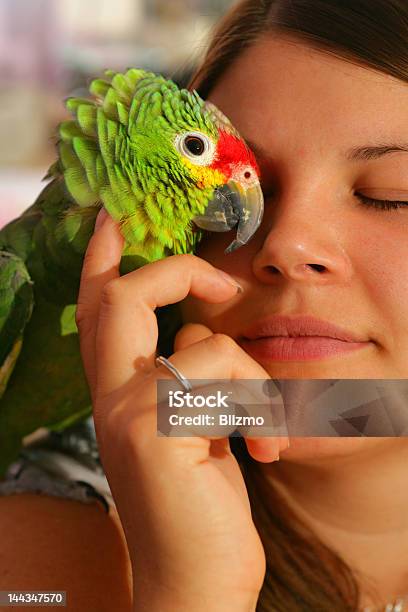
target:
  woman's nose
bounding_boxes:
[251,196,353,286]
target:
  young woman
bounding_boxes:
[1,1,408,611]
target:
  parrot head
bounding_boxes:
[60,69,264,256]
[164,97,264,254]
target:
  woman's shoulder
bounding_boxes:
[0,417,133,611]
[0,493,133,611]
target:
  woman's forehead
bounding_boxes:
[207,35,408,154]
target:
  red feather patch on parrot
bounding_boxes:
[210,130,260,179]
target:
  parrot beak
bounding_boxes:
[192,179,264,254]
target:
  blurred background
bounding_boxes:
[0,0,235,227]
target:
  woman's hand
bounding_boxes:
[76,208,289,612]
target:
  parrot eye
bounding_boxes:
[174,131,216,166]
[185,136,205,156]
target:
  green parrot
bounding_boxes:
[0,68,264,477]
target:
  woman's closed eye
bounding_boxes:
[355,192,408,211]
[260,181,408,211]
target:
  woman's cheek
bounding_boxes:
[179,294,207,326]
[179,293,235,332]
[330,218,408,376]
[352,221,408,344]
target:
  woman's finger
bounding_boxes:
[246,436,290,462]
[100,333,272,438]
[96,332,286,468]
[94,255,242,399]
[75,207,124,399]
[173,323,215,352]
[158,332,269,381]
[155,336,289,458]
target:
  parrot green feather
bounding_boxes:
[0,68,252,477]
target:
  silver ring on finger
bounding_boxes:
[155,355,193,392]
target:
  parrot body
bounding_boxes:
[0,68,263,476]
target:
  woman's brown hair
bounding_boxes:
[186,1,408,610]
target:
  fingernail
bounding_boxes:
[215,269,244,292]
[94,207,109,232]
[280,437,290,451]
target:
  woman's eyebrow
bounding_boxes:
[244,138,408,162]
[345,142,408,161]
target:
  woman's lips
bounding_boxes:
[239,336,371,361]
[239,314,372,361]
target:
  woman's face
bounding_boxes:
[181,34,408,380]
[180,35,408,463]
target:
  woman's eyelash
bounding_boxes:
[355,193,408,211]
[261,189,408,211]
